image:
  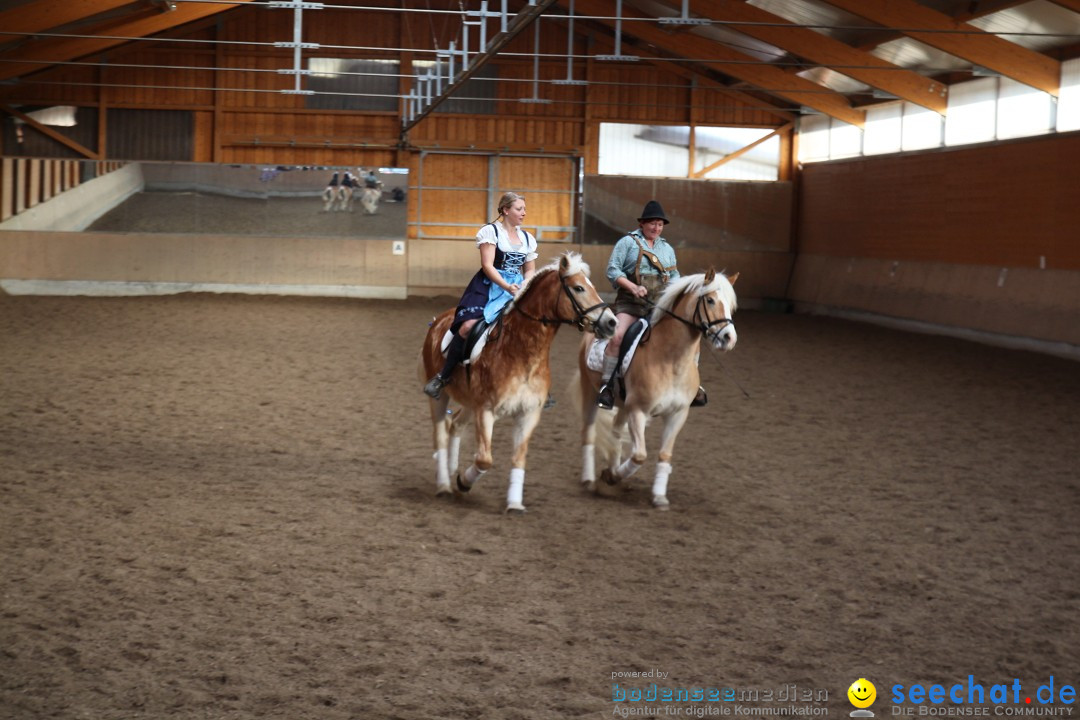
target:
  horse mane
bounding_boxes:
[516,251,591,296]
[650,271,738,324]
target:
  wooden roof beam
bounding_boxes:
[1044,0,1080,14]
[0,0,141,36]
[817,0,1060,96]
[688,0,948,114]
[852,0,1034,52]
[560,0,866,127]
[0,0,258,84]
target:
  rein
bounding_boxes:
[511,271,608,332]
[646,293,733,344]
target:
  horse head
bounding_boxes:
[654,268,739,352]
[553,252,617,338]
[511,253,615,337]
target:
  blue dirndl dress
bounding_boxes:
[451,224,536,333]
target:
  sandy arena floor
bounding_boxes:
[2,292,1078,719]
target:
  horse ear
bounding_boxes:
[559,253,570,273]
[704,267,716,284]
[727,272,739,285]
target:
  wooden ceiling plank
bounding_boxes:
[817,0,1060,96]
[690,0,948,114]
[0,0,137,35]
[0,0,258,83]
[563,0,866,127]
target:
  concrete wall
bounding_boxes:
[0,231,406,298]
[0,163,143,232]
[4,144,1077,359]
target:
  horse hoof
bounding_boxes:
[600,468,619,486]
[652,495,670,510]
[581,479,596,493]
[505,503,526,515]
[455,474,472,494]
[436,483,452,497]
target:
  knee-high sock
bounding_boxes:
[600,354,618,384]
[439,333,466,379]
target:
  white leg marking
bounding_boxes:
[652,461,672,508]
[506,467,525,512]
[582,444,596,485]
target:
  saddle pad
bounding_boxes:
[440,327,492,364]
[585,319,649,374]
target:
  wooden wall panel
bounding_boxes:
[312,7,401,53]
[0,1,787,166]
[1,65,100,106]
[586,66,692,124]
[102,49,215,107]
[694,87,787,127]
[798,131,1080,270]
[497,155,575,241]
[412,153,490,240]
[495,62,588,117]
[410,116,583,150]
[419,154,488,188]
[410,153,577,244]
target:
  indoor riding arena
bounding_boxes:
[2,2,1079,719]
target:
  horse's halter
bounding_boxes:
[512,271,609,332]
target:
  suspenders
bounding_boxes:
[630,231,676,283]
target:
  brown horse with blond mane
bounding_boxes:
[420,251,617,513]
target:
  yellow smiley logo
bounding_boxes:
[848,678,877,708]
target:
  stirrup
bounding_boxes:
[691,385,707,407]
[596,383,615,410]
[423,374,447,399]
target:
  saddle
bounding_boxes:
[588,318,649,401]
[439,318,492,365]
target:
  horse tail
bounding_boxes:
[568,368,621,469]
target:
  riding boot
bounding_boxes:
[596,354,619,410]
[424,334,466,399]
[691,385,708,407]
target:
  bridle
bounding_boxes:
[511,270,609,332]
[649,290,734,345]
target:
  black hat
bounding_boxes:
[637,200,670,225]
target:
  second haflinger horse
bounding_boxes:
[419,251,617,514]
[360,186,380,215]
[574,268,738,509]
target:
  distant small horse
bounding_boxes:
[322,186,351,212]
[339,185,354,212]
[360,186,380,215]
[420,252,617,513]
[574,268,738,509]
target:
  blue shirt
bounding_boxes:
[606,230,680,291]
